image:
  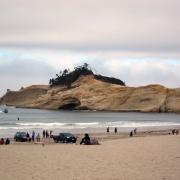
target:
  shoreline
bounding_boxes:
[1,125,180,139]
[4,128,179,145]
[1,106,180,139]
[1,105,180,114]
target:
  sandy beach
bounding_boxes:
[0,131,180,180]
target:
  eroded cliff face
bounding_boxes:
[0,75,180,112]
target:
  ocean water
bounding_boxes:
[0,106,180,137]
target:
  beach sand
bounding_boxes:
[0,133,180,180]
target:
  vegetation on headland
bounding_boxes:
[49,63,126,88]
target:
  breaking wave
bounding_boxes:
[0,121,180,131]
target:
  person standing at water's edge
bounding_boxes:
[176,129,179,135]
[26,132,30,142]
[36,133,40,142]
[50,130,53,138]
[134,128,137,135]
[114,127,117,134]
[46,130,49,138]
[43,130,45,138]
[130,131,133,137]
[107,127,109,133]
[32,131,35,142]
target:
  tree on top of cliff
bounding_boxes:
[49,63,126,88]
[49,63,93,88]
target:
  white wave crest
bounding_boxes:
[16,122,65,127]
[105,121,180,128]
[1,121,180,131]
[12,121,100,130]
[75,122,99,126]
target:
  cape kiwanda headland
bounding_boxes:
[0,64,180,112]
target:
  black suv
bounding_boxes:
[53,133,77,143]
[14,132,28,142]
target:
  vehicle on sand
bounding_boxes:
[14,132,28,142]
[53,133,77,143]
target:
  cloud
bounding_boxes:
[0,48,180,97]
[0,55,57,96]
[0,0,179,97]
[0,59,54,77]
[0,0,179,54]
[98,59,180,87]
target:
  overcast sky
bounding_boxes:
[0,0,180,96]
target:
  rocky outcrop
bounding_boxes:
[0,85,49,108]
[0,75,180,112]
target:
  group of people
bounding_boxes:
[130,128,137,137]
[0,138,10,145]
[24,130,53,143]
[25,131,40,142]
[106,127,118,134]
[107,127,137,137]
[42,130,53,138]
[172,129,179,135]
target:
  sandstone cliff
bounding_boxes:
[0,75,180,112]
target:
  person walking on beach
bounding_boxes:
[114,127,117,134]
[107,127,109,133]
[176,129,179,135]
[50,130,53,138]
[36,133,40,142]
[46,130,49,138]
[172,129,176,135]
[130,131,133,137]
[43,130,46,138]
[32,131,35,142]
[26,132,30,142]
[134,128,137,135]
